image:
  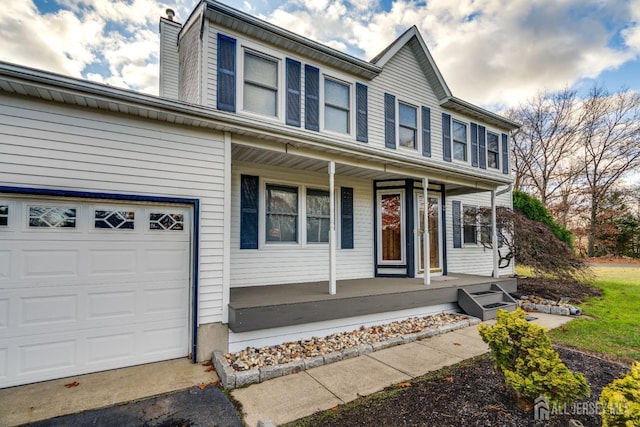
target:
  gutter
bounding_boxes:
[0,61,512,188]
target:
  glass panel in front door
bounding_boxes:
[417,195,440,273]
[381,193,402,261]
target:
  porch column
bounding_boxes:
[423,178,430,285]
[491,189,499,278]
[329,161,337,295]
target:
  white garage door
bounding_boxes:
[0,196,191,388]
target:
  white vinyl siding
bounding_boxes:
[0,95,227,325]
[446,191,514,277]
[179,18,202,104]
[231,163,373,287]
[159,19,180,99]
[368,43,441,157]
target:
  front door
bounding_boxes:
[416,193,441,274]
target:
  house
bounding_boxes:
[0,0,519,389]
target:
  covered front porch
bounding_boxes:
[228,274,517,333]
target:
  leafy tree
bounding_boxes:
[513,190,573,248]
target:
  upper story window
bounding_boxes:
[324,78,350,134]
[487,131,500,169]
[399,103,417,149]
[452,120,467,162]
[243,51,278,117]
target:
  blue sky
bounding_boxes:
[0,0,638,110]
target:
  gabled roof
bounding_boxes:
[370,26,519,131]
[371,26,452,101]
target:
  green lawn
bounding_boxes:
[549,266,640,362]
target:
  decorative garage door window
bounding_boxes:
[0,205,8,226]
[28,206,77,228]
[149,213,184,230]
[94,210,135,229]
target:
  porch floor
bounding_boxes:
[228,275,517,333]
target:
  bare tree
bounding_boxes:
[508,88,584,206]
[579,86,640,256]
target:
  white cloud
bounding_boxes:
[0,0,638,106]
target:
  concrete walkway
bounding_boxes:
[231,313,574,427]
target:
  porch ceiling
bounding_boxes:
[231,144,501,195]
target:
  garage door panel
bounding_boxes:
[19,294,78,326]
[0,250,9,280]
[88,249,138,276]
[87,333,136,364]
[87,291,136,319]
[0,197,192,388]
[22,249,80,279]
[20,339,77,374]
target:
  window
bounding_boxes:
[399,103,417,149]
[266,184,298,242]
[243,51,278,116]
[463,206,477,244]
[0,205,7,227]
[463,205,492,245]
[487,132,500,169]
[95,210,135,229]
[149,213,184,231]
[29,206,76,228]
[452,120,467,161]
[324,78,350,133]
[306,189,330,243]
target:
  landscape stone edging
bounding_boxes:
[518,301,573,316]
[213,315,480,389]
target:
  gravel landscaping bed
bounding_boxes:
[288,346,630,427]
[213,313,475,388]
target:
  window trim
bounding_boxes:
[397,101,419,151]
[452,119,468,163]
[462,205,492,247]
[305,187,331,244]
[377,189,406,265]
[237,44,285,120]
[321,74,354,136]
[486,131,501,170]
[260,179,336,247]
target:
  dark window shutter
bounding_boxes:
[384,93,396,149]
[470,122,478,167]
[240,175,259,249]
[442,113,452,161]
[452,200,462,248]
[341,187,354,249]
[217,34,236,112]
[422,106,431,157]
[502,133,509,174]
[356,83,368,143]
[285,58,301,127]
[479,125,487,169]
[304,65,319,131]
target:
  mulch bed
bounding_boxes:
[289,347,629,427]
[515,276,602,303]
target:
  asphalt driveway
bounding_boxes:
[27,386,242,427]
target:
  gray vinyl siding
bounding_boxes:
[230,163,373,287]
[179,19,202,105]
[446,191,514,276]
[0,95,227,325]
